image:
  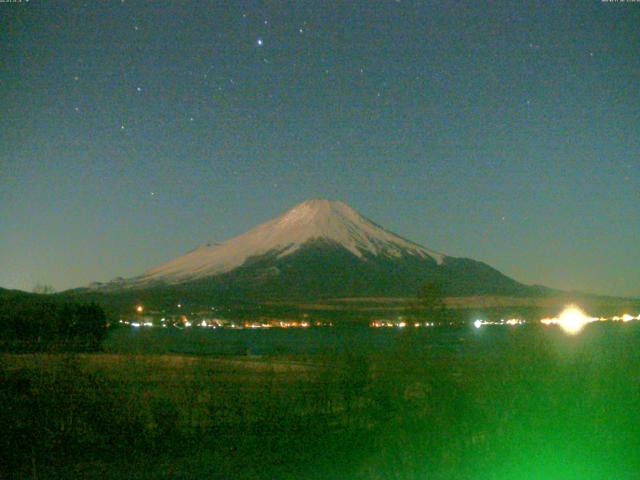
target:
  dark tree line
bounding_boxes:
[0,294,108,352]
[404,282,448,324]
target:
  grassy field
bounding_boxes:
[3,323,640,479]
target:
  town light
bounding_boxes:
[557,305,591,335]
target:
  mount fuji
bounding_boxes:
[86,199,540,301]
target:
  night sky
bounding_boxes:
[1,1,638,297]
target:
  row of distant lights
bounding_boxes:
[122,322,319,329]
[474,305,640,335]
[371,321,437,328]
[131,305,639,336]
[122,317,330,329]
[473,318,525,329]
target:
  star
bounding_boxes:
[73,75,79,81]
[189,117,194,122]
[136,86,142,92]
[257,38,263,46]
[74,106,79,112]
[120,124,126,130]
[134,25,139,31]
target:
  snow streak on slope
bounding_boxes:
[134,199,445,285]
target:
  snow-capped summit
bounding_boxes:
[135,199,444,285]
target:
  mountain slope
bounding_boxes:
[86,199,537,300]
[171,240,535,300]
[134,199,444,286]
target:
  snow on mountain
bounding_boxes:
[131,199,445,286]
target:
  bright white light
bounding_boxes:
[474,319,483,329]
[131,322,140,328]
[622,314,634,322]
[557,305,591,335]
[257,38,263,46]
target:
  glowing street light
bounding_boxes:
[557,305,592,335]
[136,305,144,314]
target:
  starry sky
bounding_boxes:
[1,1,639,297]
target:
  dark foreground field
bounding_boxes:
[3,323,640,479]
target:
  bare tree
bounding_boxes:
[407,282,447,324]
[32,284,56,295]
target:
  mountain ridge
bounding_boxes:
[80,198,544,301]
[93,199,446,290]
